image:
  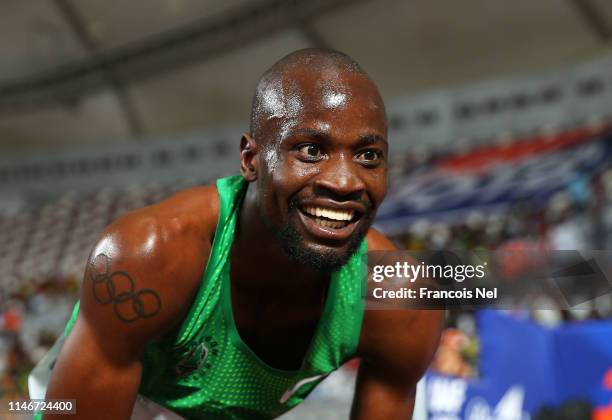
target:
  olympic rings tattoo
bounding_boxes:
[89,253,161,323]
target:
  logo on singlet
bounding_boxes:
[175,336,219,378]
[279,374,326,404]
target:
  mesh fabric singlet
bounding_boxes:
[61,175,367,419]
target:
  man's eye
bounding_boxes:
[356,149,382,162]
[297,144,324,159]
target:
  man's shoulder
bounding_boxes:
[79,183,221,344]
[108,183,220,253]
[145,183,220,235]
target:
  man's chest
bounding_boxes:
[231,289,327,370]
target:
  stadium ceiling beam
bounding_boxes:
[568,0,612,43]
[0,0,366,114]
[53,0,145,138]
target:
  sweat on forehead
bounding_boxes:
[249,48,381,142]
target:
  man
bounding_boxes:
[43,48,442,419]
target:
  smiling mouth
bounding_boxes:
[300,206,359,229]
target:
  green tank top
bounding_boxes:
[61,175,367,419]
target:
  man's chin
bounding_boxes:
[276,223,365,273]
[286,248,351,273]
[292,245,352,273]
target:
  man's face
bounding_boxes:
[253,67,388,272]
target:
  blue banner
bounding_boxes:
[376,136,612,233]
[426,311,612,419]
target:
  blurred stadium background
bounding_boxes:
[1,0,612,419]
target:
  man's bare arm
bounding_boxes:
[352,309,443,419]
[351,229,443,419]
[43,195,214,420]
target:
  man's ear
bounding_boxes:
[240,133,258,182]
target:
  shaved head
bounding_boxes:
[249,48,385,143]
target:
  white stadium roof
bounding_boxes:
[0,0,612,150]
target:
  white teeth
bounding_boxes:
[304,206,354,221]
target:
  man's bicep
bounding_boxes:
[44,246,149,418]
[78,248,166,351]
[44,225,169,419]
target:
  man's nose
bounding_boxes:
[313,157,366,200]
